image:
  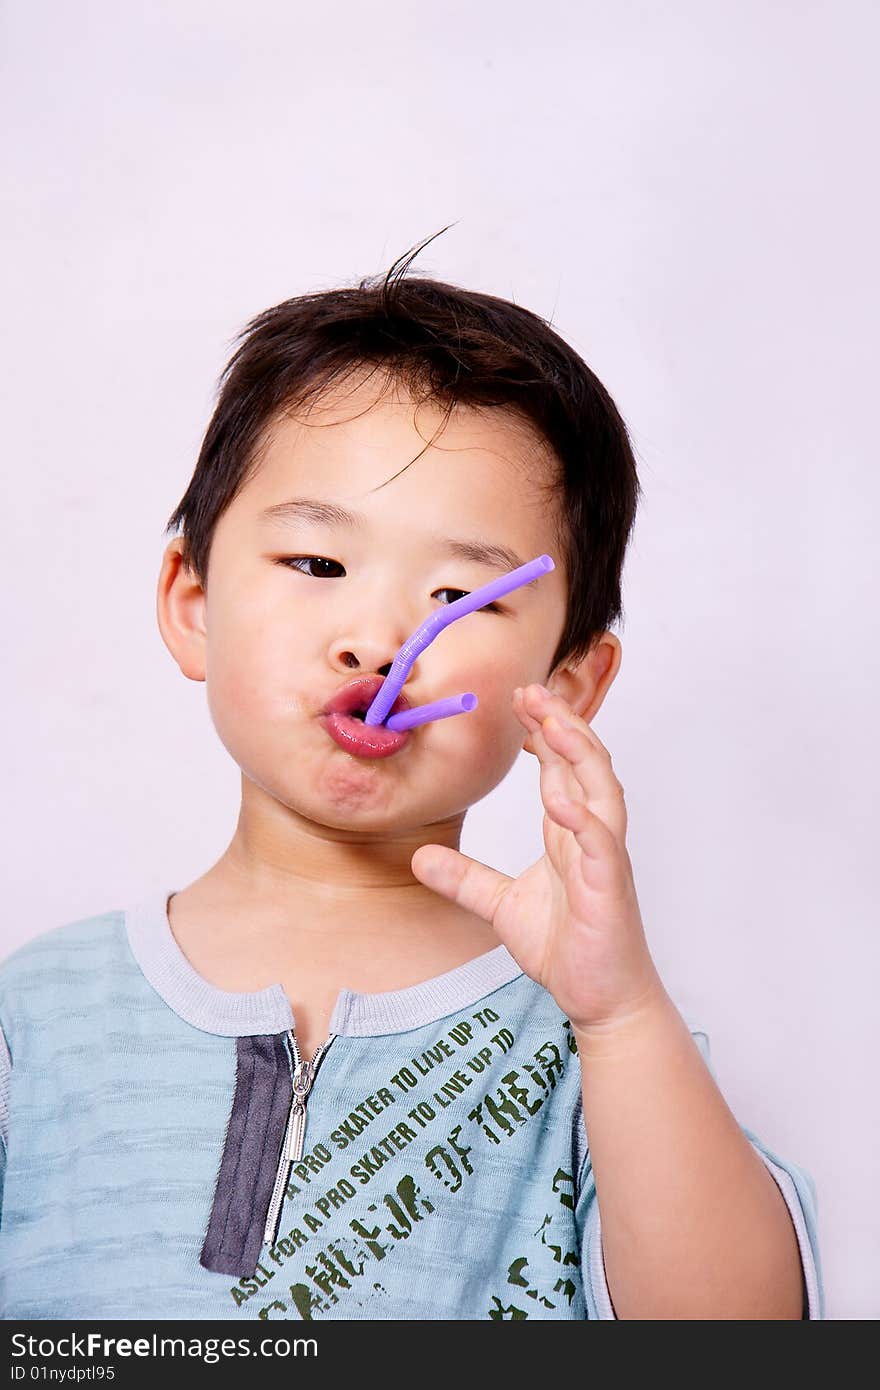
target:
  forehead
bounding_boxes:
[237,375,559,538]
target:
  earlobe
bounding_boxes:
[156,540,207,683]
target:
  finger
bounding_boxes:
[520,684,612,764]
[518,685,602,804]
[513,686,542,756]
[541,715,627,840]
[515,684,593,760]
[541,785,619,866]
[531,718,586,815]
[513,685,549,740]
[410,844,511,926]
[515,687,625,842]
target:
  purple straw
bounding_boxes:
[363,554,555,730]
[385,692,478,732]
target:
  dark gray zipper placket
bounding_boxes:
[199,1029,336,1279]
[262,1030,336,1250]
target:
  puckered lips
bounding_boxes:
[318,675,413,759]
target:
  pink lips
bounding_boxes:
[319,712,411,758]
[318,676,412,760]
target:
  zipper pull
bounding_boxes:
[286,1099,307,1162]
[286,1055,316,1163]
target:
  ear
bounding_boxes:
[156,539,208,682]
[521,633,622,755]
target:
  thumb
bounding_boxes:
[411,845,512,926]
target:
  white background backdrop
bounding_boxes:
[2,0,876,1319]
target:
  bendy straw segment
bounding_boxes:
[363,554,556,731]
[381,691,478,733]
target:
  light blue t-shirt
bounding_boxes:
[0,889,825,1320]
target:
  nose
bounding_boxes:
[328,590,426,682]
[329,638,418,683]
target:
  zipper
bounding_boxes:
[263,1030,336,1249]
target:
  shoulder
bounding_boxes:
[0,905,126,980]
[0,906,131,1044]
[0,906,134,1144]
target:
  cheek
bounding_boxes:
[469,658,524,717]
[420,666,523,770]
[205,606,295,729]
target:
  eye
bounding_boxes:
[276,556,343,578]
[434,588,501,614]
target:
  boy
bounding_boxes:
[0,248,824,1319]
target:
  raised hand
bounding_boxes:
[410,683,666,1034]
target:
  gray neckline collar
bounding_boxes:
[125,889,523,1038]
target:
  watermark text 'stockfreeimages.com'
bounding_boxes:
[10,1332,316,1367]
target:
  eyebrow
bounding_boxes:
[258,496,531,579]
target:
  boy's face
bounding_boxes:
[160,374,583,842]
